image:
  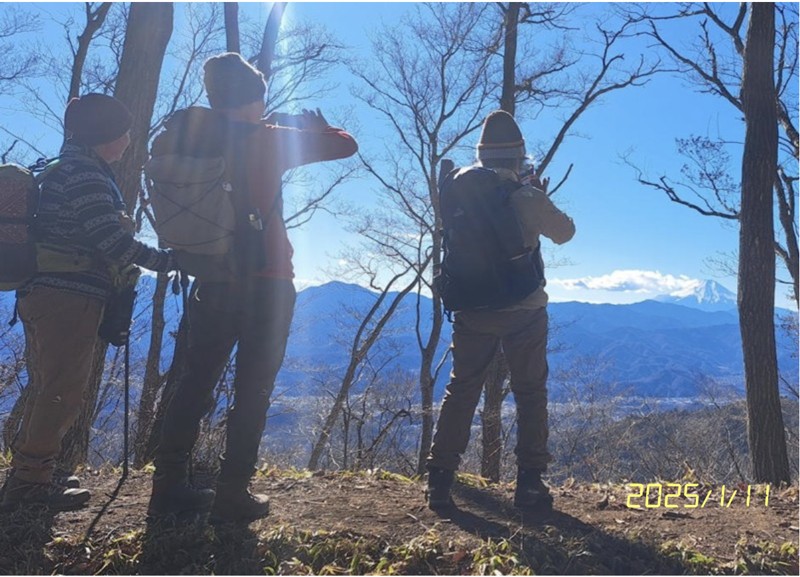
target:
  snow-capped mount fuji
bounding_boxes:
[654,280,737,312]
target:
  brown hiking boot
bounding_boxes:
[0,475,91,512]
[209,481,269,523]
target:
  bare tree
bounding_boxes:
[625,2,799,306]
[353,3,499,474]
[621,1,794,483]
[67,3,112,100]
[0,6,40,92]
[308,266,422,470]
[738,2,790,484]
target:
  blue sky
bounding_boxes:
[1,2,795,309]
[282,2,778,306]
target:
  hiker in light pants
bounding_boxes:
[2,94,176,512]
[426,111,575,511]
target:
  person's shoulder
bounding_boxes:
[55,150,109,190]
[514,183,548,200]
[153,107,227,156]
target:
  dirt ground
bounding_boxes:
[0,467,797,574]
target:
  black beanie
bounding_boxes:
[203,52,267,109]
[476,110,526,162]
[64,93,133,146]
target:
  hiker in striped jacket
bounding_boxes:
[1,94,176,513]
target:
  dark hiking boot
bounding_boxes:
[513,468,553,511]
[209,481,269,523]
[147,477,215,522]
[0,476,91,512]
[425,466,455,509]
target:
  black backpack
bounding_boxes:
[435,166,543,314]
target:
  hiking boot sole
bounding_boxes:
[0,494,91,513]
[513,494,554,512]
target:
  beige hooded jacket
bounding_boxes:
[491,167,575,310]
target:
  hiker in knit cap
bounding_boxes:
[1,93,177,512]
[146,52,358,523]
[426,110,575,512]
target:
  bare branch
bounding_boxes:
[69,2,113,100]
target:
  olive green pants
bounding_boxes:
[12,288,104,483]
[428,307,551,472]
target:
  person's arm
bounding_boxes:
[513,185,575,246]
[264,109,358,171]
[69,176,174,272]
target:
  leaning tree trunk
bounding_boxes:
[738,1,791,485]
[417,293,445,475]
[143,312,190,461]
[499,2,520,115]
[133,273,169,467]
[257,2,287,78]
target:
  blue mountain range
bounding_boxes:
[1,278,796,402]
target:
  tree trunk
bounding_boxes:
[481,353,507,482]
[133,273,169,467]
[308,274,418,470]
[113,2,174,209]
[499,3,520,115]
[257,2,287,78]
[3,386,29,451]
[224,3,240,53]
[738,2,790,485]
[478,1,521,483]
[144,312,190,461]
[417,291,445,475]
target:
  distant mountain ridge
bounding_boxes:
[282,280,794,400]
[1,278,795,403]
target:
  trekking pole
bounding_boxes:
[122,336,130,481]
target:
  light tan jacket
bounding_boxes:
[492,167,575,310]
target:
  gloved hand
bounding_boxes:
[520,166,549,193]
[299,108,330,131]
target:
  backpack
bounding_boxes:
[435,166,544,313]
[144,154,243,280]
[0,159,87,291]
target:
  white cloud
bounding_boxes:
[551,270,702,294]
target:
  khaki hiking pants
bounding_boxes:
[12,288,104,483]
[428,306,551,472]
